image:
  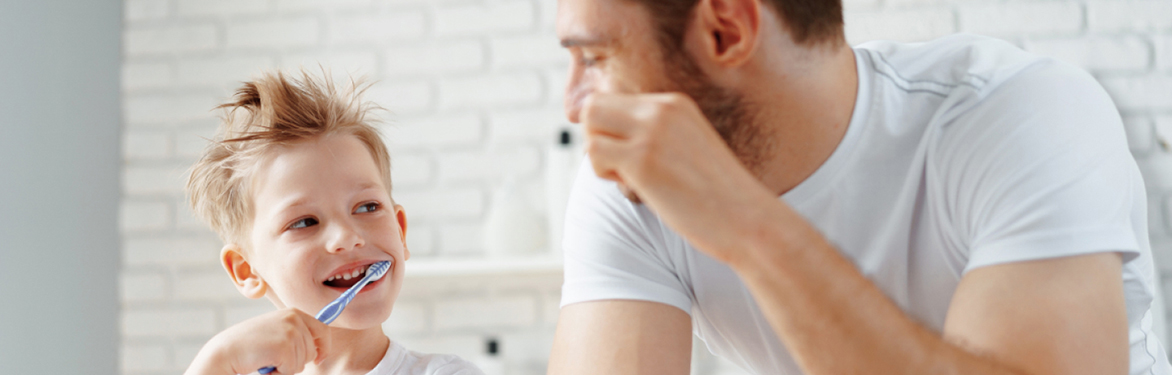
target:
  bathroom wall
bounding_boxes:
[117,0,1172,374]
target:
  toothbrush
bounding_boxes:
[256,260,392,375]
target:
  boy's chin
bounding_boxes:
[328,310,393,331]
[327,299,396,330]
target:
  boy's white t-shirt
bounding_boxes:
[236,339,482,375]
[560,34,1172,375]
[365,340,482,375]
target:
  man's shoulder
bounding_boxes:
[855,33,1048,98]
[853,33,1118,160]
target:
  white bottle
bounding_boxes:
[484,177,546,258]
[545,127,580,256]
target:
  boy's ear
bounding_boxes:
[221,244,267,299]
[394,204,409,261]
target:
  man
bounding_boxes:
[547,0,1172,374]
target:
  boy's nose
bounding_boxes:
[326,222,365,253]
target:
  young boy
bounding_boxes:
[183,71,483,375]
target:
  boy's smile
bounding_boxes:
[322,260,381,290]
[223,132,409,330]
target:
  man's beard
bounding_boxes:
[661,49,771,176]
[619,49,771,204]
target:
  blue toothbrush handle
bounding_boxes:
[257,366,276,374]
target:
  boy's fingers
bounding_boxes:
[314,328,332,364]
[298,312,332,364]
[281,309,313,372]
[296,318,315,371]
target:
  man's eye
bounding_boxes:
[355,202,380,214]
[577,52,605,67]
[288,217,318,230]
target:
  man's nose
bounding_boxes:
[564,75,590,124]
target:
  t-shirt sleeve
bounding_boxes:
[558,158,693,314]
[933,59,1145,274]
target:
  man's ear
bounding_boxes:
[394,204,410,261]
[221,244,267,299]
[692,0,760,67]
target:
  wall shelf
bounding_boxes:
[404,255,564,279]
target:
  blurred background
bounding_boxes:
[1,0,1171,374]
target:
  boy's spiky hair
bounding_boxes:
[186,71,392,246]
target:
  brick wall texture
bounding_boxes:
[118,0,1172,374]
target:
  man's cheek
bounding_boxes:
[589,67,634,95]
[603,76,641,95]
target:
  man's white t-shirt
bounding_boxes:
[560,34,1172,375]
[364,340,483,375]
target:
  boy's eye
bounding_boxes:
[354,202,380,214]
[288,217,318,230]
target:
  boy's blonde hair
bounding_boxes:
[186,71,391,246]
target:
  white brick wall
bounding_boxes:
[383,114,484,147]
[1088,0,1172,32]
[124,24,218,55]
[437,73,545,108]
[959,2,1084,37]
[225,18,321,49]
[383,41,486,75]
[121,345,168,373]
[122,309,218,337]
[434,295,540,330]
[119,0,1172,374]
[844,9,956,43]
[434,1,536,36]
[1024,36,1152,72]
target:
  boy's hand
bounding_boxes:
[185,308,332,375]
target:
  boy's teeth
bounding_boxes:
[325,266,371,284]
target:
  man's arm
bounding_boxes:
[944,253,1128,374]
[732,200,1129,375]
[548,300,692,375]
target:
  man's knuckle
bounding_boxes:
[663,92,688,106]
[652,100,673,116]
[580,96,598,115]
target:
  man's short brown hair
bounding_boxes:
[630,0,844,53]
[186,71,391,246]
